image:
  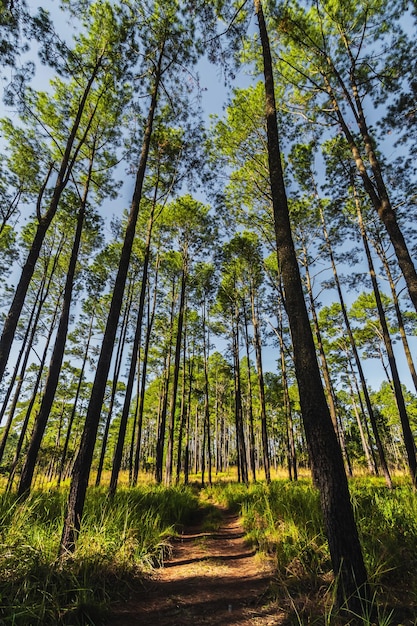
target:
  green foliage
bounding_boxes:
[0,485,199,625]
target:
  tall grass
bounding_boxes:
[206,477,417,624]
[0,484,199,625]
[1,477,416,624]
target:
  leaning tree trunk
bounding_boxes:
[7,296,61,491]
[95,283,133,487]
[0,60,102,385]
[373,231,417,395]
[0,279,44,464]
[59,45,164,557]
[131,261,160,486]
[254,0,368,612]
[57,314,94,486]
[319,202,392,488]
[323,64,417,314]
[110,203,158,496]
[355,188,417,487]
[18,155,93,497]
[300,235,351,474]
[346,358,377,475]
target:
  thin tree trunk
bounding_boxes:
[155,278,176,484]
[0,280,45,464]
[355,189,417,487]
[0,60,103,384]
[59,45,164,557]
[276,307,297,480]
[175,325,188,485]
[95,285,132,487]
[7,297,61,490]
[323,64,417,314]
[232,311,248,485]
[110,204,158,495]
[346,361,376,474]
[18,160,92,497]
[131,262,160,486]
[251,290,270,482]
[300,236,351,474]
[58,315,94,486]
[165,264,187,486]
[202,301,212,487]
[319,203,392,488]
[373,232,417,394]
[242,304,256,482]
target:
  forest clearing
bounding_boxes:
[1,0,417,624]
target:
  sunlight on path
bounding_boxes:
[106,506,284,625]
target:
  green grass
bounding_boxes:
[204,477,417,624]
[0,484,199,625]
[1,477,417,624]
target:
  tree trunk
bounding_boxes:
[323,63,417,314]
[58,315,94,486]
[251,289,270,482]
[110,205,157,495]
[131,262,160,486]
[319,203,392,488]
[59,45,163,557]
[300,236,351,474]
[373,232,417,395]
[0,279,45,464]
[165,264,187,486]
[0,61,102,385]
[155,278,176,484]
[254,0,368,611]
[232,311,248,485]
[7,297,61,490]
[95,285,132,487]
[18,161,92,497]
[242,304,256,482]
[175,326,188,484]
[355,190,417,487]
[277,306,297,481]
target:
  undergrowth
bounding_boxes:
[1,477,417,625]
[205,477,417,624]
[0,484,199,625]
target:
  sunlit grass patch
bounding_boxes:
[0,484,199,625]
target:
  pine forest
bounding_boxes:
[0,1,417,624]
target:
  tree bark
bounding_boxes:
[0,61,102,384]
[59,44,163,557]
[254,0,368,611]
[355,189,417,487]
[319,203,392,488]
[251,289,270,482]
[165,264,187,485]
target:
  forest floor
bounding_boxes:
[105,505,288,625]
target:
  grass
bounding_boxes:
[0,483,200,625]
[205,476,417,624]
[1,473,416,624]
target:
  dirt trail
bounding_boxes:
[106,507,285,625]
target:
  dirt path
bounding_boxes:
[106,507,286,625]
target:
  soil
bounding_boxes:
[105,506,287,625]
